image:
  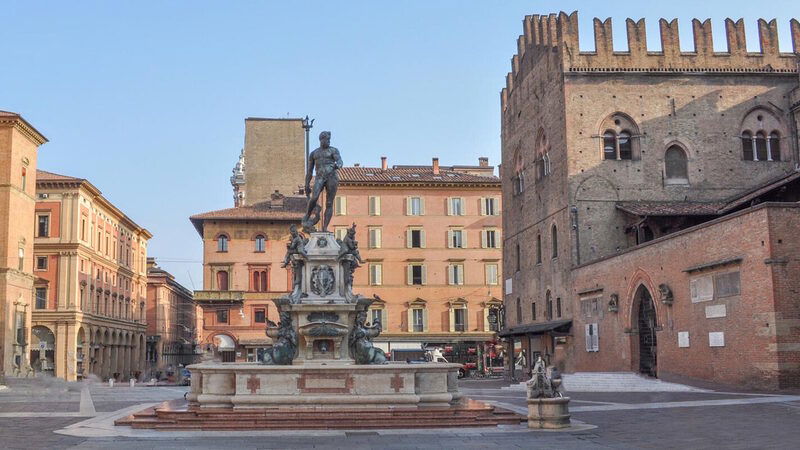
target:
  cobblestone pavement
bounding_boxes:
[1,377,799,449]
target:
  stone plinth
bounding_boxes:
[527,397,571,429]
[186,361,463,409]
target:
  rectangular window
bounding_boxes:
[216,309,229,324]
[21,167,27,191]
[368,227,382,248]
[412,308,424,332]
[585,323,599,352]
[407,228,424,248]
[454,308,466,332]
[18,247,24,271]
[81,218,87,241]
[448,197,464,216]
[449,229,464,248]
[482,197,499,216]
[369,263,382,285]
[407,196,423,216]
[536,235,542,264]
[368,196,381,216]
[482,229,498,248]
[556,297,562,318]
[37,215,50,238]
[713,271,741,298]
[35,287,47,309]
[334,227,347,242]
[408,264,425,285]
[448,264,464,285]
[254,308,266,323]
[485,264,498,285]
[334,196,347,215]
[531,302,537,320]
[36,256,48,271]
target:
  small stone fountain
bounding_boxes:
[527,357,571,429]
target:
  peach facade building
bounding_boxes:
[0,111,47,381]
[146,258,197,373]
[32,170,151,381]
[191,147,502,362]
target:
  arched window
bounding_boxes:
[740,109,785,162]
[551,224,558,259]
[664,145,688,184]
[254,235,266,252]
[741,131,754,161]
[535,234,542,264]
[512,150,525,195]
[216,270,229,291]
[600,114,640,160]
[217,235,229,252]
[768,132,781,162]
[755,132,768,161]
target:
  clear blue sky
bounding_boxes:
[3,1,798,289]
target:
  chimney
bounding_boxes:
[478,157,489,167]
[354,163,360,167]
[381,156,388,171]
[432,157,440,175]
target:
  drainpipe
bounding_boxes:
[570,206,580,265]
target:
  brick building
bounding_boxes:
[190,119,503,364]
[145,258,197,375]
[499,11,800,388]
[32,170,151,381]
[0,111,47,382]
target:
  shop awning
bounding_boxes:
[498,319,572,338]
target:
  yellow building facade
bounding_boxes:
[32,170,151,381]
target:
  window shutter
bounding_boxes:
[464,307,469,331]
[421,265,427,285]
[420,230,426,248]
[447,265,454,285]
[458,265,464,285]
[483,307,489,332]
[341,196,347,215]
[447,230,453,248]
[459,197,466,215]
[381,308,388,331]
[376,196,381,215]
[447,197,453,216]
[480,198,486,216]
[481,230,487,248]
[462,230,467,248]
[406,229,412,248]
[375,228,382,248]
[585,324,592,352]
[449,307,455,332]
[407,308,413,332]
[406,265,412,285]
[376,264,382,285]
[419,197,425,215]
[406,197,412,215]
[422,308,429,332]
[592,323,599,351]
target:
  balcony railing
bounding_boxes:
[193,290,245,305]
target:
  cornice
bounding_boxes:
[0,115,48,146]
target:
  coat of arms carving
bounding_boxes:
[310,265,335,296]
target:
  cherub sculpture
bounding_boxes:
[263,311,298,365]
[282,224,308,303]
[349,310,387,364]
[527,356,563,399]
[337,223,364,298]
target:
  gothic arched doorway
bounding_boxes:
[634,285,658,377]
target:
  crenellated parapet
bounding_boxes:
[501,11,800,110]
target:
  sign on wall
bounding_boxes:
[709,332,725,347]
[677,331,690,348]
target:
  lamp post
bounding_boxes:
[302,116,315,190]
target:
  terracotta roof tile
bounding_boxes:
[337,166,499,185]
[719,171,800,213]
[36,169,83,182]
[616,201,725,216]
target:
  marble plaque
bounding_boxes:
[705,304,727,319]
[709,332,725,347]
[677,331,690,348]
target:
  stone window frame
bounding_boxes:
[368,196,381,216]
[215,233,230,253]
[447,263,465,286]
[407,298,428,333]
[598,112,641,161]
[35,255,48,271]
[664,142,690,185]
[740,107,785,162]
[36,212,51,238]
[484,263,499,286]
[406,227,426,249]
[481,228,500,249]
[369,263,383,286]
[448,298,468,332]
[252,234,267,253]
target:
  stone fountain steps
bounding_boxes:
[115,399,524,430]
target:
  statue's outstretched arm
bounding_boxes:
[333,149,343,169]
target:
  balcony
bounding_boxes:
[193,290,245,307]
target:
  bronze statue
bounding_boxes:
[302,131,343,233]
[263,311,298,365]
[337,223,364,297]
[527,356,563,399]
[282,225,308,302]
[349,310,387,364]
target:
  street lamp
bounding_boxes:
[302,115,315,189]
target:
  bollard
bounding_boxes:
[129,378,135,388]
[108,379,114,388]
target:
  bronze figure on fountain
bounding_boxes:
[302,131,343,233]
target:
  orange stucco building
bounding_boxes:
[31,170,151,381]
[0,111,47,382]
[191,146,502,363]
